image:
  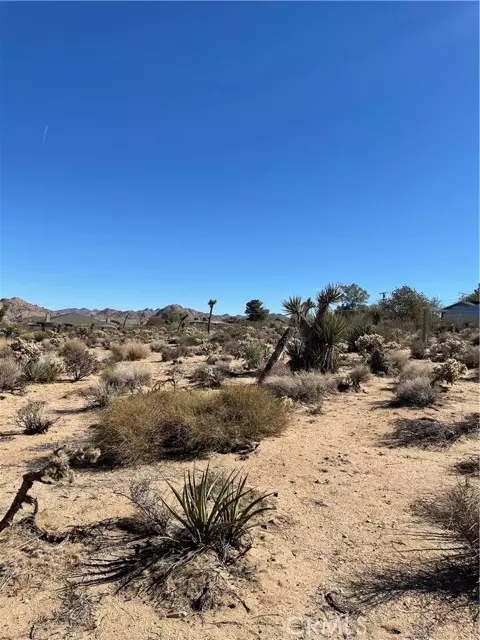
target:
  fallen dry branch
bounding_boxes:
[0,446,100,535]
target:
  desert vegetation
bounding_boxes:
[0,285,478,639]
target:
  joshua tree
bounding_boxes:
[258,285,345,383]
[207,299,217,334]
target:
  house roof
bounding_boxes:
[441,301,480,311]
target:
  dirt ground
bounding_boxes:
[0,350,478,640]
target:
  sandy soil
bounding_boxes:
[0,351,478,640]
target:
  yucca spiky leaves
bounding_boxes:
[164,466,273,548]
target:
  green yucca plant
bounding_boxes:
[284,284,346,373]
[164,466,272,548]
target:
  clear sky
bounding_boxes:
[1,2,478,314]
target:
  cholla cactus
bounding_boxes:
[432,358,467,384]
[384,341,401,351]
[355,334,385,356]
[9,338,42,364]
[430,337,466,362]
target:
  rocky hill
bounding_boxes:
[0,297,241,324]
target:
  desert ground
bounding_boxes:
[0,343,477,640]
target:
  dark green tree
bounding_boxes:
[245,299,269,322]
[459,286,480,304]
[207,299,217,334]
[387,285,440,326]
[338,283,369,310]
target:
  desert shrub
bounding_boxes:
[472,333,480,346]
[347,323,373,352]
[355,334,385,356]
[94,385,289,464]
[430,336,467,362]
[411,338,428,360]
[101,362,152,392]
[269,360,291,377]
[369,347,391,375]
[0,357,24,392]
[191,364,225,388]
[413,484,479,601]
[9,338,42,364]
[24,354,64,383]
[385,413,478,449]
[14,400,55,434]
[459,346,480,370]
[348,364,371,388]
[222,340,243,359]
[399,360,434,382]
[110,340,150,362]
[453,455,479,477]
[41,338,58,352]
[350,483,479,607]
[81,381,120,409]
[432,358,467,385]
[150,340,165,353]
[387,350,409,374]
[263,372,337,403]
[243,342,268,371]
[61,339,99,381]
[160,345,186,362]
[33,331,50,342]
[395,376,440,407]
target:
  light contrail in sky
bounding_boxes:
[41,125,49,147]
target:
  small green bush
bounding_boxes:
[14,400,56,434]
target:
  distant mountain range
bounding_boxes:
[1,297,285,325]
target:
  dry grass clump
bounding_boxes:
[81,380,120,409]
[110,340,150,362]
[395,376,440,407]
[387,350,409,374]
[0,357,24,392]
[101,362,152,391]
[14,400,56,434]
[384,413,478,449]
[453,455,479,477]
[94,385,289,464]
[263,372,337,403]
[348,364,371,388]
[398,360,434,382]
[24,354,64,383]
[191,364,225,388]
[349,483,479,608]
[459,346,480,370]
[410,338,428,359]
[150,339,165,353]
[160,345,186,362]
[61,339,99,381]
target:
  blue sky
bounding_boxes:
[1,2,478,314]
